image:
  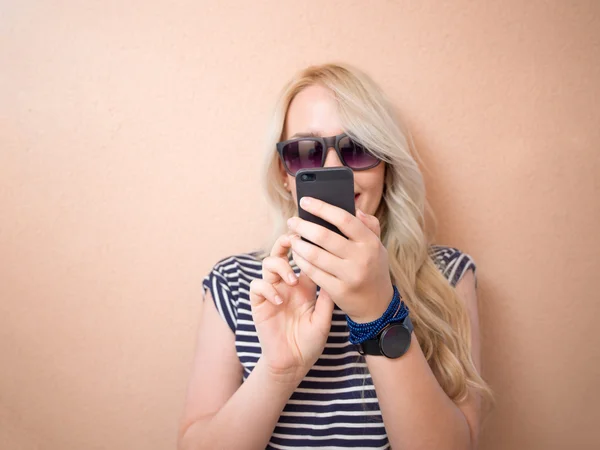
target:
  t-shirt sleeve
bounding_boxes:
[430,245,478,288]
[202,258,238,332]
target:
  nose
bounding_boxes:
[323,146,343,168]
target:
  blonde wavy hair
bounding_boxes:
[257,62,493,409]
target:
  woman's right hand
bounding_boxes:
[249,234,334,385]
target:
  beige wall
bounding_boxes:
[1,1,599,449]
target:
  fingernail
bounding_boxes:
[300,197,310,207]
[357,208,365,217]
[288,274,297,284]
[275,295,283,305]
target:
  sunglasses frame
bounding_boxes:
[276,132,381,176]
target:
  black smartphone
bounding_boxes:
[295,167,356,242]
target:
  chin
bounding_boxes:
[355,193,379,216]
[356,202,371,215]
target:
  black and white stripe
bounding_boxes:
[202,245,476,449]
[428,245,477,288]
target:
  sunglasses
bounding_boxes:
[276,132,381,176]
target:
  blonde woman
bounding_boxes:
[178,63,493,450]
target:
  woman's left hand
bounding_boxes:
[287,196,394,323]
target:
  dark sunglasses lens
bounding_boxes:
[282,140,323,175]
[339,136,379,169]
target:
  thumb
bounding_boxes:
[312,289,334,335]
[357,209,381,238]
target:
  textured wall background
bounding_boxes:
[1,1,599,449]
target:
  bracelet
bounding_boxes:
[346,285,409,345]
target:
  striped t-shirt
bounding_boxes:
[202,244,476,449]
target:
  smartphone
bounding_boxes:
[295,167,356,242]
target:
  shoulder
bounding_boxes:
[202,251,264,332]
[428,244,477,288]
[204,251,264,281]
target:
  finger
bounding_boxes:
[262,255,298,285]
[289,234,345,278]
[249,279,283,306]
[270,233,293,258]
[312,288,334,336]
[292,250,342,295]
[298,196,367,242]
[356,209,381,239]
[287,217,349,258]
[296,270,317,294]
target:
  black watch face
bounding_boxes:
[380,323,411,358]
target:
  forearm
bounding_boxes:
[366,333,473,450]
[179,359,298,450]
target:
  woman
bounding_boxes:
[178,63,493,450]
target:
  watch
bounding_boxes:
[358,315,414,359]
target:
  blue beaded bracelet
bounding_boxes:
[346,285,410,345]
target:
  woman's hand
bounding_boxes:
[249,233,335,385]
[287,197,394,324]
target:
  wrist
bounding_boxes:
[346,285,410,345]
[255,358,306,391]
[347,283,394,323]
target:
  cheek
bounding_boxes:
[356,169,385,214]
[288,177,298,204]
[358,168,386,198]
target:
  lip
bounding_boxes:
[354,193,360,201]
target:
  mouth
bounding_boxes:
[354,193,360,202]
